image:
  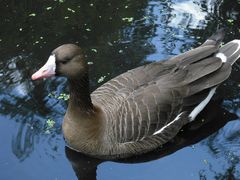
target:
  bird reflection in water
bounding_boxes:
[65,99,238,180]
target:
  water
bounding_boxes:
[0,0,240,179]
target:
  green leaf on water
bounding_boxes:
[122,17,134,22]
[46,119,55,129]
[59,0,65,3]
[87,61,93,65]
[45,130,51,134]
[67,8,75,13]
[98,76,106,83]
[107,42,113,46]
[220,42,225,47]
[46,7,52,10]
[48,92,69,101]
[57,93,70,101]
[91,48,98,53]
[227,19,234,25]
[29,13,36,17]
[86,28,91,32]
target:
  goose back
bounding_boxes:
[89,38,235,158]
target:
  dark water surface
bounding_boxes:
[0,0,240,179]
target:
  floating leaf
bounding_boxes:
[48,92,69,101]
[122,17,134,22]
[107,42,113,46]
[227,19,234,25]
[118,49,123,53]
[91,48,97,53]
[98,76,106,83]
[87,61,93,65]
[67,8,75,13]
[64,16,69,19]
[29,13,36,17]
[46,119,55,129]
[57,93,70,101]
[46,7,52,10]
[59,0,65,3]
[86,28,91,32]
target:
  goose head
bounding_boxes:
[32,44,87,80]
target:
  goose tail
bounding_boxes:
[202,28,225,46]
[216,40,240,65]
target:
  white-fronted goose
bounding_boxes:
[32,29,240,159]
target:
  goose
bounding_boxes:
[32,29,240,159]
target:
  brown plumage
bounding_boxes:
[32,29,240,159]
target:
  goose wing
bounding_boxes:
[92,44,218,105]
[93,29,234,144]
[113,54,231,143]
[92,29,224,104]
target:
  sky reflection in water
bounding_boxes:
[0,0,240,179]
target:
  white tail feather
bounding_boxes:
[217,39,240,65]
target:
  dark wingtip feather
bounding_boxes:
[208,28,225,44]
[201,28,225,47]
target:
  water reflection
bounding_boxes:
[0,0,240,179]
[65,100,238,180]
[168,0,219,29]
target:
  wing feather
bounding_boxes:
[91,31,232,145]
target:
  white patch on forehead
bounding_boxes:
[44,54,56,72]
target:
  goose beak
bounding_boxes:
[31,55,56,80]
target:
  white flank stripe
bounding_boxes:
[153,112,184,135]
[189,87,216,121]
[216,52,227,62]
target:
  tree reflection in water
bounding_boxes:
[0,0,239,179]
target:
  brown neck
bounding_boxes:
[68,73,94,115]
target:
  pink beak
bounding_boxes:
[31,55,56,80]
